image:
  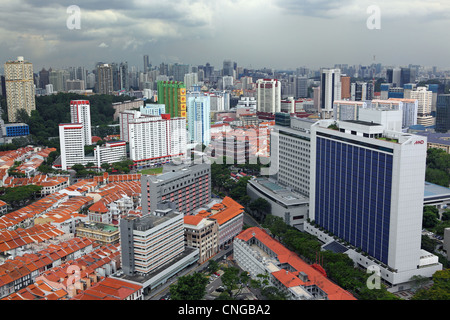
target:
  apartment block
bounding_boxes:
[129,114,187,166]
[4,56,36,123]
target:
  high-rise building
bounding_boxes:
[94,141,127,169]
[66,80,85,91]
[308,119,442,285]
[387,98,419,129]
[186,92,211,146]
[49,69,70,92]
[351,81,373,101]
[320,69,341,118]
[340,76,351,99]
[172,64,190,82]
[296,76,308,98]
[272,116,315,198]
[59,123,85,170]
[410,87,434,127]
[4,56,36,123]
[70,100,92,146]
[128,114,187,166]
[119,62,129,91]
[119,202,189,276]
[184,72,199,91]
[38,68,50,89]
[333,100,367,121]
[222,60,234,77]
[157,81,187,118]
[436,94,450,133]
[97,64,114,94]
[256,79,281,113]
[141,163,211,214]
[143,55,150,73]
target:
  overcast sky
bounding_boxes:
[1,0,449,72]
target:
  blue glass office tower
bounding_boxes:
[314,133,393,263]
[309,119,436,277]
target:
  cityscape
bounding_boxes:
[0,0,449,310]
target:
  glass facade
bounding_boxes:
[315,136,393,264]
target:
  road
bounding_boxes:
[147,247,233,300]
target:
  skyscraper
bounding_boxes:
[157,81,187,118]
[320,69,341,118]
[128,114,187,166]
[410,87,434,127]
[96,64,114,94]
[436,94,450,133]
[143,54,150,73]
[296,76,308,98]
[119,62,129,91]
[4,56,36,123]
[38,68,50,89]
[308,119,442,285]
[223,59,234,77]
[256,79,281,113]
[187,92,211,146]
[59,123,85,170]
[340,76,351,99]
[70,100,92,146]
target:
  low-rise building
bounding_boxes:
[184,215,219,264]
[234,227,356,300]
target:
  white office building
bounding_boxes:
[256,79,281,113]
[410,87,434,127]
[320,69,341,118]
[307,119,442,289]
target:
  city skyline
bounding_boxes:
[1,0,450,72]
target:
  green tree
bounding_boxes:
[219,266,250,300]
[423,206,440,228]
[0,185,43,208]
[412,269,450,300]
[169,272,208,300]
[207,259,220,274]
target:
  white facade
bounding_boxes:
[308,119,442,286]
[128,211,184,275]
[256,79,281,113]
[333,100,367,121]
[59,123,85,170]
[129,115,187,165]
[140,104,166,116]
[95,141,127,168]
[70,100,92,146]
[320,69,341,117]
[187,92,211,146]
[410,87,434,126]
[119,110,140,142]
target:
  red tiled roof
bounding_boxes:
[236,227,356,300]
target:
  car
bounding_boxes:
[215,287,224,293]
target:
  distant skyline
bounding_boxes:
[1,0,450,72]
